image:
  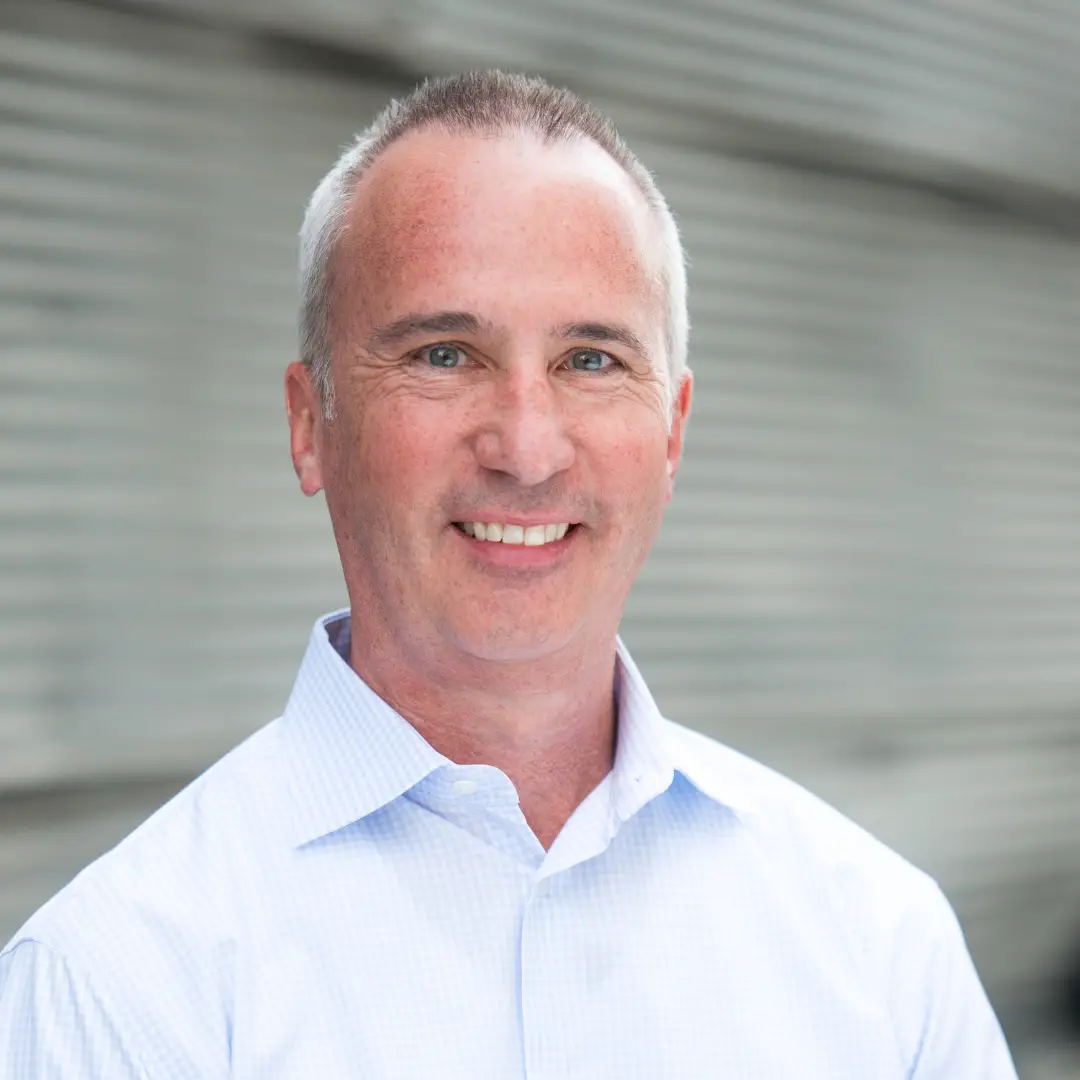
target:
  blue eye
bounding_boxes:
[569,349,615,372]
[423,344,466,368]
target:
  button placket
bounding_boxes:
[521,877,569,1079]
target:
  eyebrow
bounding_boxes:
[367,311,494,352]
[556,321,650,359]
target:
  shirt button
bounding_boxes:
[452,779,478,796]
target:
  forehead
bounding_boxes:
[337,128,663,323]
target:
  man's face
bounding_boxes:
[288,129,691,665]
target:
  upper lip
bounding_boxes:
[452,514,580,527]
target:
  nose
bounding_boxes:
[473,366,575,486]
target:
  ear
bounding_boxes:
[665,369,693,497]
[285,361,326,497]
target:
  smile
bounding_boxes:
[453,522,575,546]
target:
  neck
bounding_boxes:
[348,628,619,850]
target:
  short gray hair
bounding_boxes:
[298,70,689,422]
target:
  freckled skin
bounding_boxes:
[286,130,692,847]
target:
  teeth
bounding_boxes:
[457,522,573,546]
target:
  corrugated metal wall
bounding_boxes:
[0,0,386,790]
[3,0,1080,1046]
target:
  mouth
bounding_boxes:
[451,520,580,548]
[451,521,580,547]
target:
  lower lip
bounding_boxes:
[451,524,578,568]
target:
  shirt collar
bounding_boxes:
[611,637,757,824]
[609,635,674,822]
[280,609,752,847]
[280,610,451,847]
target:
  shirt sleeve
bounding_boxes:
[906,884,1019,1080]
[0,938,149,1080]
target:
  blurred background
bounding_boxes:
[1,0,1079,1074]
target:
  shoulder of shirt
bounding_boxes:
[3,715,286,969]
[0,724,285,1072]
[662,717,947,911]
[663,721,992,1069]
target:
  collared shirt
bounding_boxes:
[0,610,1017,1079]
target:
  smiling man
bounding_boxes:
[0,72,1017,1078]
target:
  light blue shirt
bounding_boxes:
[1,610,1017,1078]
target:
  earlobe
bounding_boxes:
[285,361,325,497]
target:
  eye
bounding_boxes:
[567,348,619,373]
[419,343,467,369]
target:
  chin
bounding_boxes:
[447,620,576,664]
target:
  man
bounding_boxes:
[0,71,1017,1078]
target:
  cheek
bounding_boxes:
[594,420,671,522]
[353,397,436,490]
